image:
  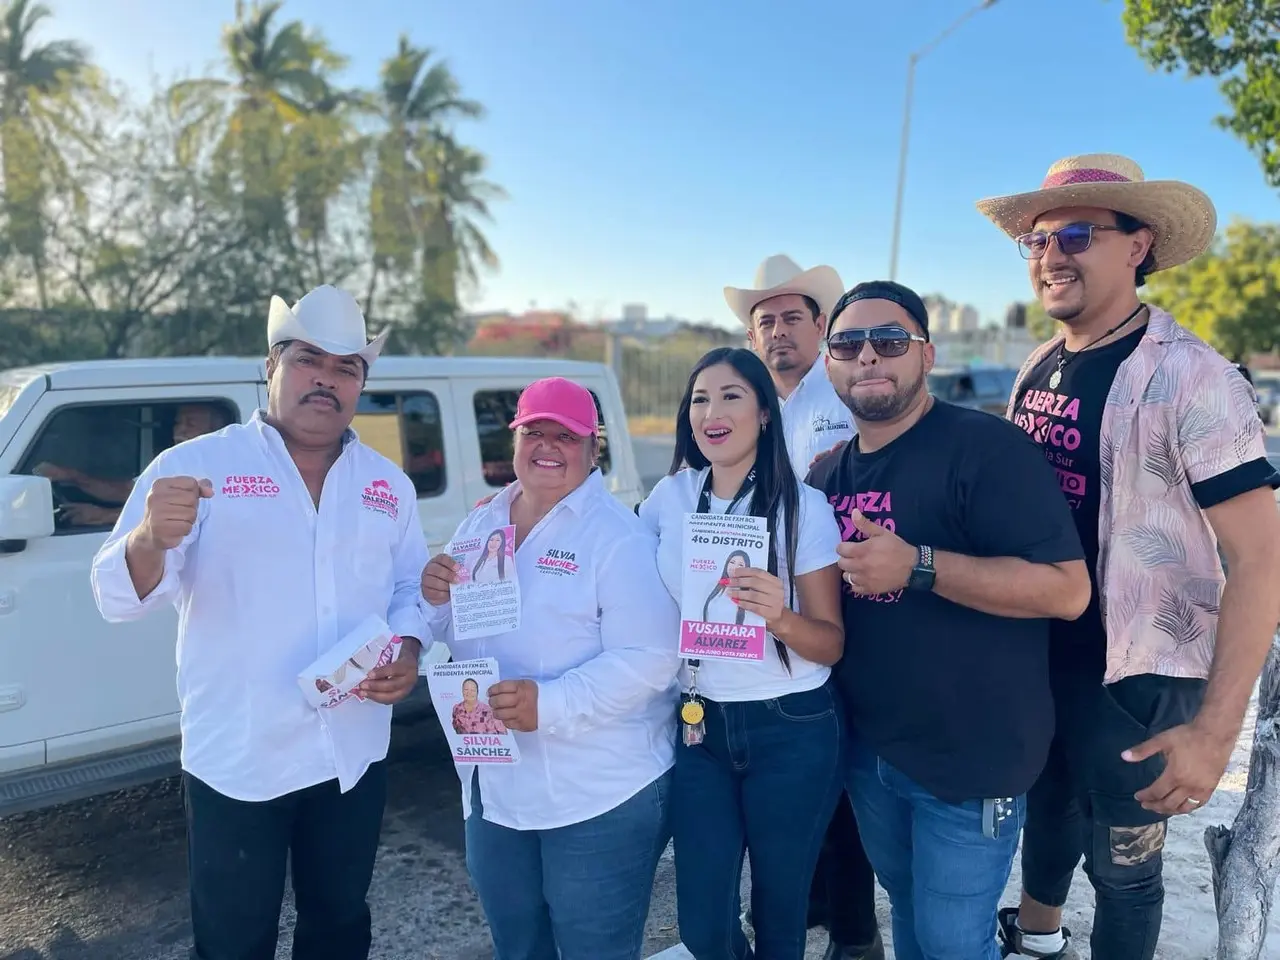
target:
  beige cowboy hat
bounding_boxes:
[724,254,844,327]
[267,284,390,366]
[975,153,1218,273]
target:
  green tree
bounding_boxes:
[0,0,96,308]
[1143,218,1280,361]
[1123,0,1280,186]
[171,0,335,239]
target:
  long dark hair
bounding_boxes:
[703,549,750,624]
[473,528,507,579]
[670,347,801,672]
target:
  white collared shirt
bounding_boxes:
[780,358,856,480]
[638,467,841,702]
[427,469,681,831]
[90,410,430,802]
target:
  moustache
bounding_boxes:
[301,389,341,411]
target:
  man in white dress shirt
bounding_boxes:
[725,256,882,960]
[90,285,429,960]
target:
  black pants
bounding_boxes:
[183,762,388,960]
[1021,672,1206,960]
[808,789,880,948]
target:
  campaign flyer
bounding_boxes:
[298,615,400,709]
[426,657,521,765]
[678,512,770,661]
[447,525,521,642]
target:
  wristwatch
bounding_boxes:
[907,544,936,592]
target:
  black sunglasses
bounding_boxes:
[1015,222,1123,260]
[827,325,927,361]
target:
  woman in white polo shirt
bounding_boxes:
[638,347,846,960]
[419,376,681,960]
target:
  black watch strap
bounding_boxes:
[908,544,936,592]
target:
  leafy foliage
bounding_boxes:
[1123,0,1280,186]
[1143,218,1280,361]
[0,0,503,368]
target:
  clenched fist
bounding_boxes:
[137,476,213,550]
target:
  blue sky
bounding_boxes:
[51,0,1280,330]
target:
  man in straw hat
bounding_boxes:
[91,284,430,960]
[978,154,1280,959]
[725,255,880,960]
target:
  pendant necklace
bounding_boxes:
[1048,303,1146,390]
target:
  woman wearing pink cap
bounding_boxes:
[420,376,681,960]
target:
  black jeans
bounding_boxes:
[808,791,880,947]
[672,682,846,960]
[183,762,388,960]
[1021,672,1206,960]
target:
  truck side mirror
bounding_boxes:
[0,475,55,550]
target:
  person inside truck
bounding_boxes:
[32,401,233,527]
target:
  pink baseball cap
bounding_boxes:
[508,377,599,436]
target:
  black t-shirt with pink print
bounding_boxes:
[807,400,1084,803]
[1011,326,1144,675]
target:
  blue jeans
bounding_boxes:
[465,768,672,960]
[846,738,1024,960]
[672,682,846,960]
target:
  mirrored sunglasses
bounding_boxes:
[827,325,927,361]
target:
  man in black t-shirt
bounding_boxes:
[806,280,1089,960]
[979,154,1280,960]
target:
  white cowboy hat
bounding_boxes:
[975,153,1217,273]
[266,284,390,365]
[723,254,845,328]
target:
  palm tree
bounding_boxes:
[171,0,334,238]
[0,0,91,307]
[368,34,487,316]
[419,133,504,309]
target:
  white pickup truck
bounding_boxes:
[0,355,642,816]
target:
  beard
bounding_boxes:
[838,364,926,422]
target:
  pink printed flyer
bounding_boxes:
[427,657,521,765]
[297,615,400,709]
[678,512,770,662]
[447,525,521,642]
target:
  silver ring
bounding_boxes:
[1186,797,1203,807]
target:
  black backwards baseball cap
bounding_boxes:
[826,280,931,340]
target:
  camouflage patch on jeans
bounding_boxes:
[1109,822,1166,866]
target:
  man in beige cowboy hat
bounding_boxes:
[725,254,857,479]
[979,154,1280,960]
[726,255,880,960]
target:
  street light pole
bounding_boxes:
[887,0,1000,281]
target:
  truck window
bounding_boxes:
[474,388,612,487]
[15,399,238,534]
[352,391,446,497]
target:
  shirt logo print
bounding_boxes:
[361,478,399,520]
[536,548,578,576]
[222,474,280,498]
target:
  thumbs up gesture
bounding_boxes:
[138,476,213,550]
[835,509,917,596]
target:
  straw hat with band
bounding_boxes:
[723,254,845,328]
[974,153,1218,273]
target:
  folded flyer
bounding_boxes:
[297,614,400,708]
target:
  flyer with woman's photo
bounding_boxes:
[427,657,522,765]
[679,512,771,661]
[447,524,521,642]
